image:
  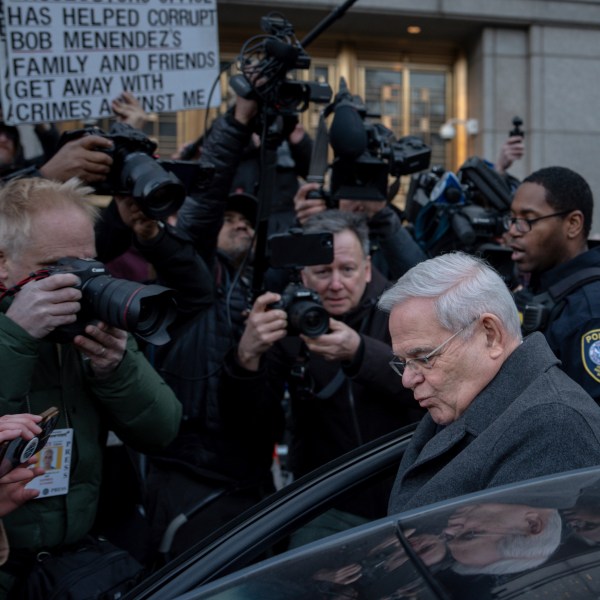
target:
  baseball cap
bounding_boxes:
[226,187,258,226]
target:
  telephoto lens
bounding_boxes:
[44,258,177,345]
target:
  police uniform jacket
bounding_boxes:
[533,245,600,403]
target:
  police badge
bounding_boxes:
[582,329,600,383]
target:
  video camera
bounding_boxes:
[39,257,177,346]
[309,79,431,206]
[405,157,515,285]
[58,123,215,220]
[230,13,332,116]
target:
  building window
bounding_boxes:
[360,65,449,168]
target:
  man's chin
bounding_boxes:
[323,301,349,316]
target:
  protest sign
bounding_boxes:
[0,0,221,124]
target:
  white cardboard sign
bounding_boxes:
[0,0,221,124]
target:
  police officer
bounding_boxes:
[504,165,600,402]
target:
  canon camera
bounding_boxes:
[42,257,176,346]
[58,123,214,220]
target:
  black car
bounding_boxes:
[127,426,600,599]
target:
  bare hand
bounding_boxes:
[495,135,525,174]
[0,460,45,516]
[233,94,258,126]
[73,322,127,377]
[112,91,149,130]
[0,414,42,444]
[338,198,386,219]
[5,274,82,339]
[300,318,360,362]
[294,182,326,225]
[0,419,46,516]
[114,195,160,241]
[39,134,113,184]
[237,292,287,371]
[288,122,306,146]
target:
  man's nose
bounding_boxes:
[402,367,422,389]
[505,221,522,237]
[328,270,344,289]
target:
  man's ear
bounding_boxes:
[300,267,308,287]
[364,254,372,283]
[0,250,8,284]
[480,313,506,359]
[565,210,585,239]
[525,512,544,535]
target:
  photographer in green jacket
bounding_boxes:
[0,177,181,597]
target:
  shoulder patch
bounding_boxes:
[582,329,600,383]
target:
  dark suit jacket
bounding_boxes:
[388,332,600,515]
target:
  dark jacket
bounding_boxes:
[388,332,600,515]
[222,269,422,488]
[368,204,427,281]
[528,245,600,403]
[148,109,280,488]
[95,200,215,325]
[176,110,254,261]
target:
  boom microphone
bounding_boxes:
[264,38,302,70]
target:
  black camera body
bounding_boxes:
[322,82,431,203]
[509,116,525,138]
[270,282,329,338]
[43,257,176,346]
[59,123,214,220]
[230,14,332,115]
[266,230,333,337]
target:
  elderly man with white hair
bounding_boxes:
[378,251,600,515]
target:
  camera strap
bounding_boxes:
[290,343,347,400]
[315,369,346,400]
[516,267,600,334]
[0,269,51,301]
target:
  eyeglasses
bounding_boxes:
[389,317,478,377]
[502,210,572,234]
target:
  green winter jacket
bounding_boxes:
[0,307,181,552]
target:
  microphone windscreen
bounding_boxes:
[329,104,368,159]
[264,38,299,70]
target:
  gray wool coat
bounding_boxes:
[388,332,600,515]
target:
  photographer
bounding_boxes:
[221,209,422,541]
[0,130,113,186]
[140,93,285,560]
[0,177,181,596]
[95,194,214,326]
[1,91,149,188]
[294,181,427,281]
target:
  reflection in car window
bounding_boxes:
[190,521,435,599]
[184,469,600,599]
